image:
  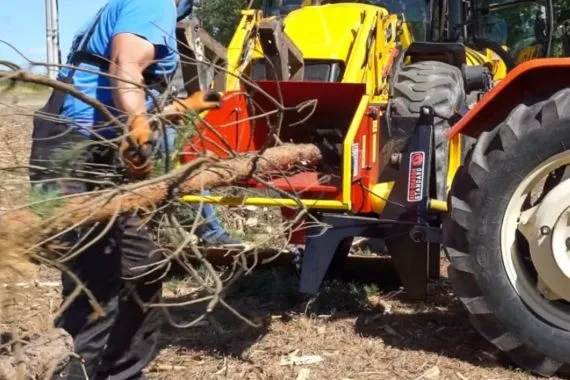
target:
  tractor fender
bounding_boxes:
[447,58,570,139]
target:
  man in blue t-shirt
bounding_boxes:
[44,0,243,248]
[28,1,234,378]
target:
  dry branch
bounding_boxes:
[0,143,323,269]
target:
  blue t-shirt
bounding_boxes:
[58,0,179,138]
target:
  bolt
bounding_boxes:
[411,229,425,243]
[390,153,401,166]
[540,226,551,235]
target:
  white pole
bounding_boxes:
[45,0,60,78]
[45,0,54,77]
[51,0,61,71]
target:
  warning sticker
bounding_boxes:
[407,151,425,202]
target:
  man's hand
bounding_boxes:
[164,90,222,121]
[119,114,154,179]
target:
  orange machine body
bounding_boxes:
[448,58,570,139]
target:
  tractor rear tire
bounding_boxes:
[391,60,468,200]
[444,88,570,376]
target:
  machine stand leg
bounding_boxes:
[299,228,349,294]
[298,214,418,295]
[428,243,441,281]
[387,238,429,300]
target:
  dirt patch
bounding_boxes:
[0,94,44,211]
[145,263,553,380]
[0,261,555,380]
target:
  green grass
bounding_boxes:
[28,186,66,218]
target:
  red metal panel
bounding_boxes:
[180,81,367,200]
[280,206,307,245]
[180,91,254,161]
[350,106,382,213]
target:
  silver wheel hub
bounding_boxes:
[501,151,570,330]
[518,178,570,302]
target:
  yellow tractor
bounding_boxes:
[175,0,570,376]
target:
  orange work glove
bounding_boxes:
[119,114,154,180]
[168,90,222,120]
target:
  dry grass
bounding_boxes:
[1,261,556,380]
[0,94,559,380]
[145,261,554,380]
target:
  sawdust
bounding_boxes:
[141,261,558,380]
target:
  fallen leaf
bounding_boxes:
[415,366,440,380]
[296,368,311,380]
[280,352,324,366]
[246,217,258,227]
[383,326,399,337]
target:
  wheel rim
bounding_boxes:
[501,151,570,330]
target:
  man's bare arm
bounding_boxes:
[109,33,156,120]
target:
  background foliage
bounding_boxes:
[195,0,263,46]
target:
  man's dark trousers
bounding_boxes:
[29,121,166,380]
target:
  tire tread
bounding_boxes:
[444,88,570,377]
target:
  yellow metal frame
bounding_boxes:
[180,195,346,209]
[428,199,448,213]
[446,133,462,194]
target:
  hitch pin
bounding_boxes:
[428,199,448,213]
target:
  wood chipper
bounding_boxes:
[174,0,570,376]
[177,0,502,299]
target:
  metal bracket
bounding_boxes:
[176,19,228,93]
[258,18,304,81]
[380,105,435,223]
[410,225,443,244]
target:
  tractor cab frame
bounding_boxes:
[450,0,555,69]
[261,0,558,69]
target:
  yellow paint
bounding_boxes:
[285,4,388,62]
[181,195,349,210]
[343,95,370,209]
[516,44,543,65]
[447,133,462,195]
[465,46,507,82]
[225,9,263,91]
[370,181,395,214]
[428,199,448,213]
[223,2,414,103]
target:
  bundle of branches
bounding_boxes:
[0,142,323,272]
[0,63,325,272]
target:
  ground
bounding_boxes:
[0,89,560,380]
